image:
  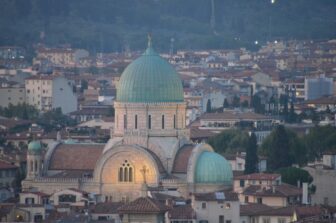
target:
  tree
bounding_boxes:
[251,95,264,114]
[288,101,296,123]
[245,133,259,174]
[223,98,229,109]
[208,129,249,154]
[280,94,288,118]
[304,125,336,160]
[261,125,292,171]
[80,80,88,93]
[232,96,240,108]
[241,100,249,108]
[206,99,212,113]
[276,167,313,187]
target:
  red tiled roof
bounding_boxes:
[48,144,104,171]
[254,206,296,217]
[240,203,274,216]
[234,173,280,181]
[0,160,17,170]
[172,145,194,173]
[91,202,123,214]
[194,190,239,202]
[168,205,196,220]
[242,184,302,197]
[117,197,170,214]
[21,191,49,197]
[295,206,322,219]
[200,111,272,121]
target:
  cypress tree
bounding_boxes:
[268,125,292,171]
[206,99,212,113]
[245,133,259,174]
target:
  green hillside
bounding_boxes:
[1,0,335,52]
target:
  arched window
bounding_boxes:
[118,160,133,182]
[135,115,138,129]
[162,115,165,129]
[35,161,38,172]
[119,167,123,182]
[148,115,151,129]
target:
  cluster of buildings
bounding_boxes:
[0,38,335,222]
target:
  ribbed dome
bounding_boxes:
[28,141,42,153]
[116,41,184,103]
[195,151,233,185]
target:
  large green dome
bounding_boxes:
[116,41,184,103]
[28,140,42,153]
[195,151,233,185]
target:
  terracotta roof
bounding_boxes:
[243,184,302,197]
[189,128,219,140]
[194,190,239,202]
[200,111,272,121]
[302,96,336,105]
[0,118,32,130]
[48,143,104,171]
[0,160,17,170]
[255,206,296,217]
[168,205,196,220]
[295,206,322,220]
[240,203,274,216]
[172,145,194,173]
[117,197,170,214]
[91,202,123,214]
[21,191,49,197]
[234,173,280,181]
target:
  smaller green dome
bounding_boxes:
[195,151,233,184]
[28,141,42,152]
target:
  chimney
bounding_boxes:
[297,180,301,188]
[302,182,309,204]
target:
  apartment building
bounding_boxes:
[25,76,77,114]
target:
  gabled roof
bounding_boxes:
[117,197,170,214]
[295,206,322,220]
[168,205,196,220]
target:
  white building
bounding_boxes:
[305,75,334,100]
[25,76,77,113]
[192,191,240,223]
[0,84,25,107]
